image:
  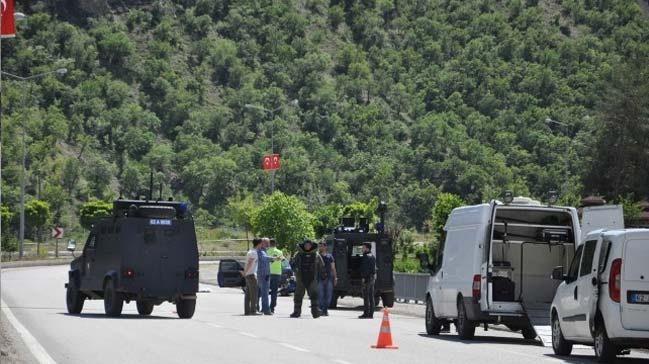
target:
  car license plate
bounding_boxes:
[628,291,649,304]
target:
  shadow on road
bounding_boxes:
[417,332,542,347]
[544,353,649,364]
[58,313,176,320]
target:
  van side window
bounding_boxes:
[579,240,598,277]
[567,245,583,281]
[597,240,611,273]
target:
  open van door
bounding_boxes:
[217,259,245,287]
[580,205,624,244]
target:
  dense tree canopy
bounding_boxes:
[1,0,648,237]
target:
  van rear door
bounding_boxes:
[621,238,649,331]
[580,205,624,243]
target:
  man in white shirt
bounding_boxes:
[242,238,261,315]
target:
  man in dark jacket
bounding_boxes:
[359,243,376,319]
[290,240,324,318]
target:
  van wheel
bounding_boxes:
[551,314,573,356]
[456,300,475,339]
[176,299,196,319]
[103,279,123,317]
[425,297,442,335]
[66,278,85,314]
[136,301,154,315]
[594,324,616,363]
[522,327,537,340]
[381,292,395,308]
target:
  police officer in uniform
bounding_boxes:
[290,240,324,318]
[359,243,376,319]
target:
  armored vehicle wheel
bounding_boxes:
[103,279,123,317]
[425,297,442,335]
[176,298,196,319]
[456,299,475,340]
[381,291,394,308]
[522,327,537,340]
[136,301,154,315]
[66,278,85,314]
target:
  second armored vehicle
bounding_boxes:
[323,201,395,308]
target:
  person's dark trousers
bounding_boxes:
[293,278,320,318]
[318,278,333,314]
[361,276,375,317]
[257,275,271,314]
[244,275,258,315]
[269,274,281,312]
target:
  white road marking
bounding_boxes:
[279,342,310,352]
[1,299,58,364]
[238,331,258,338]
[208,323,223,329]
[334,360,354,364]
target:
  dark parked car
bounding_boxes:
[65,199,199,319]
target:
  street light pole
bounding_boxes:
[2,68,68,258]
[1,11,26,256]
[545,118,573,195]
[243,99,298,194]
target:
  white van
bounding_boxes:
[550,229,649,362]
[420,197,622,343]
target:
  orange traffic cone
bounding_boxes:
[371,308,399,349]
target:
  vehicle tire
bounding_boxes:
[66,278,85,314]
[425,297,442,335]
[594,323,616,363]
[176,298,196,319]
[103,279,123,317]
[381,291,395,308]
[136,301,154,315]
[456,300,475,340]
[522,327,537,340]
[551,314,573,356]
[329,295,338,309]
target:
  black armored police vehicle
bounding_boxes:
[323,201,395,308]
[65,198,199,318]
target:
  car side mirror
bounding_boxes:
[551,266,565,280]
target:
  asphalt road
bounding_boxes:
[2,265,648,364]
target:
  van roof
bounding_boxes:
[445,201,577,230]
[586,228,649,242]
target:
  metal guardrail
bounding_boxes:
[394,272,430,304]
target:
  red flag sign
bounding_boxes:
[1,0,16,38]
[262,154,280,171]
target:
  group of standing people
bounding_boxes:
[242,238,376,319]
[242,237,284,316]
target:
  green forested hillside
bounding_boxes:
[1,0,648,237]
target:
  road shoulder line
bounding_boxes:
[1,299,58,364]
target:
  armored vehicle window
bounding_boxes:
[85,234,96,249]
